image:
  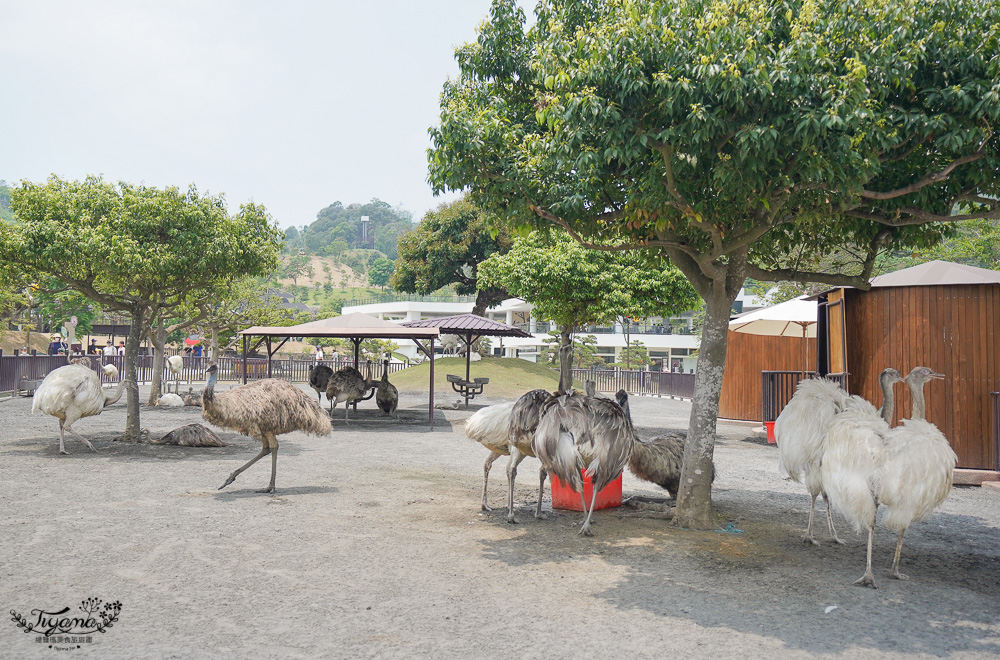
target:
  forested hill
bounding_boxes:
[283,198,413,259]
[0,181,14,223]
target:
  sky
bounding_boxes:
[0,1,532,230]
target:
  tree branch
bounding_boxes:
[860,130,991,200]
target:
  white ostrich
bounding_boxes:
[774,377,854,544]
[820,368,905,588]
[879,366,956,582]
[165,355,184,394]
[464,401,517,511]
[31,362,128,454]
[532,390,634,536]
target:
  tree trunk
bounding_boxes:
[472,286,508,318]
[558,326,574,392]
[210,328,220,361]
[121,305,146,442]
[671,264,745,530]
[146,322,168,405]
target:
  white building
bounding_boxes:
[341,297,701,372]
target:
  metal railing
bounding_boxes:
[761,371,848,423]
[340,293,477,308]
[570,367,696,400]
[515,322,694,336]
[0,352,409,396]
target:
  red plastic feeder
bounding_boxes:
[550,469,622,511]
[764,421,776,444]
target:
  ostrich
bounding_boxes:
[774,376,854,545]
[325,363,373,422]
[820,368,905,587]
[151,423,227,447]
[505,388,552,523]
[31,362,128,454]
[613,390,711,499]
[879,366,955,582]
[376,358,398,418]
[163,354,185,394]
[532,390,634,536]
[308,364,333,409]
[464,401,517,511]
[201,362,332,493]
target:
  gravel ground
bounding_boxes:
[1,385,999,659]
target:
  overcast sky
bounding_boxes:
[0,1,532,230]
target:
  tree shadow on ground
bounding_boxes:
[475,490,1000,657]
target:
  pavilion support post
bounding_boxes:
[429,337,435,428]
[242,334,248,385]
[266,337,272,379]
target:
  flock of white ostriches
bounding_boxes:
[30,357,955,586]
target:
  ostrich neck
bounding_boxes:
[203,372,218,406]
[104,378,127,407]
[880,374,896,424]
[909,378,927,420]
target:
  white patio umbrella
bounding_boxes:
[729,296,818,372]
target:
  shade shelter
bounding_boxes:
[402,314,531,405]
[238,313,440,426]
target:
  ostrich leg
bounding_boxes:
[58,420,70,455]
[579,482,599,536]
[854,525,878,589]
[890,531,910,580]
[219,435,278,492]
[481,450,502,511]
[822,492,845,544]
[535,466,548,519]
[505,448,528,523]
[65,426,98,453]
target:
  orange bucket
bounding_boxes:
[764,421,776,444]
[550,469,623,511]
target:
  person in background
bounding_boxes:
[47,334,67,355]
[117,341,125,356]
[193,343,203,358]
[87,339,99,355]
[315,346,325,362]
[103,342,117,357]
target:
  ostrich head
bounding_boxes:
[204,362,219,389]
[905,366,944,385]
[904,366,944,420]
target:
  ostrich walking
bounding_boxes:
[308,364,333,409]
[202,362,332,493]
[464,401,517,511]
[165,355,184,394]
[880,367,955,582]
[375,358,398,418]
[774,377,854,544]
[532,390,634,536]
[32,362,127,454]
[325,363,373,422]
[820,368,905,587]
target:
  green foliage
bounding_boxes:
[391,197,512,313]
[478,232,699,330]
[540,332,603,368]
[0,180,14,223]
[368,257,394,290]
[616,340,651,369]
[32,283,96,336]
[282,255,310,285]
[285,199,413,259]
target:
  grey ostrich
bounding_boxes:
[325,363,373,422]
[201,362,332,493]
[532,390,634,536]
[375,358,398,418]
[31,362,128,454]
[505,388,552,523]
[308,364,333,409]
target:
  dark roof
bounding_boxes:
[402,314,531,338]
[240,313,438,340]
[869,260,1000,287]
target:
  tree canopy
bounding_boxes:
[391,197,513,316]
[479,232,698,388]
[1,175,282,438]
[429,0,1000,527]
[286,198,413,259]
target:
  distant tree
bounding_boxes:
[0,180,14,223]
[368,258,394,290]
[540,332,602,369]
[479,233,698,390]
[282,255,310,286]
[1,175,281,440]
[617,340,651,369]
[32,282,96,337]
[391,198,512,316]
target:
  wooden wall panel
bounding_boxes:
[845,284,1000,470]
[718,331,816,422]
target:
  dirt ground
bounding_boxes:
[2,386,999,659]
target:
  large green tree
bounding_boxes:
[391,197,513,316]
[429,0,1000,528]
[2,175,282,440]
[479,232,699,390]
